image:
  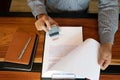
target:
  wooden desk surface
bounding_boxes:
[0,17,120,65]
[0,71,120,80]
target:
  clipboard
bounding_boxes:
[42,73,89,80]
[42,26,100,80]
[42,27,84,79]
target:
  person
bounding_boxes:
[27,0,119,70]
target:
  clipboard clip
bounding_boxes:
[51,73,76,80]
[51,73,90,80]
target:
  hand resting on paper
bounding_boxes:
[98,43,112,70]
[35,14,58,32]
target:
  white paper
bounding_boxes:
[43,27,83,73]
[49,38,100,80]
[42,26,100,80]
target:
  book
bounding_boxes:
[42,26,100,80]
[2,31,39,71]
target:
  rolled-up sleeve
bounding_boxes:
[27,0,47,18]
[98,0,119,44]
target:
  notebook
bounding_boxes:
[2,31,39,71]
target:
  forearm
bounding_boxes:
[98,0,119,44]
[27,0,47,18]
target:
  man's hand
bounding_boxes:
[35,14,58,32]
[98,43,112,70]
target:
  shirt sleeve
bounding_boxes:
[27,0,47,18]
[98,0,119,44]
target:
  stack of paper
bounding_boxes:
[42,26,100,80]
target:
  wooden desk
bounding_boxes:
[0,17,42,63]
[0,71,119,80]
[0,17,120,80]
[0,17,120,65]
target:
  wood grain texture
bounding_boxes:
[0,71,40,80]
[0,17,120,65]
[100,74,120,80]
[0,17,43,63]
[0,71,119,80]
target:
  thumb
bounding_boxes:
[49,17,58,26]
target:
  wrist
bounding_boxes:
[100,42,113,51]
[37,14,47,19]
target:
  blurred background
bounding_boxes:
[0,0,120,13]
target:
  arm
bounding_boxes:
[98,0,119,70]
[98,0,119,44]
[27,0,58,32]
[27,0,47,18]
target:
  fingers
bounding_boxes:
[98,57,104,67]
[35,17,49,32]
[35,20,44,31]
[98,53,111,70]
[101,59,111,70]
[49,17,59,26]
[99,58,110,70]
[45,20,51,30]
[42,26,48,32]
[98,55,106,70]
[35,14,58,32]
[98,45,112,70]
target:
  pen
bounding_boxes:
[18,36,32,60]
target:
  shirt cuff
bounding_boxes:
[99,32,115,44]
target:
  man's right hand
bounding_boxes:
[35,14,58,32]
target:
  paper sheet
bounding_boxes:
[42,27,83,72]
[42,27,100,80]
[49,39,100,80]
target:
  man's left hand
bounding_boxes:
[98,43,112,70]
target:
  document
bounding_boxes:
[42,26,100,80]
